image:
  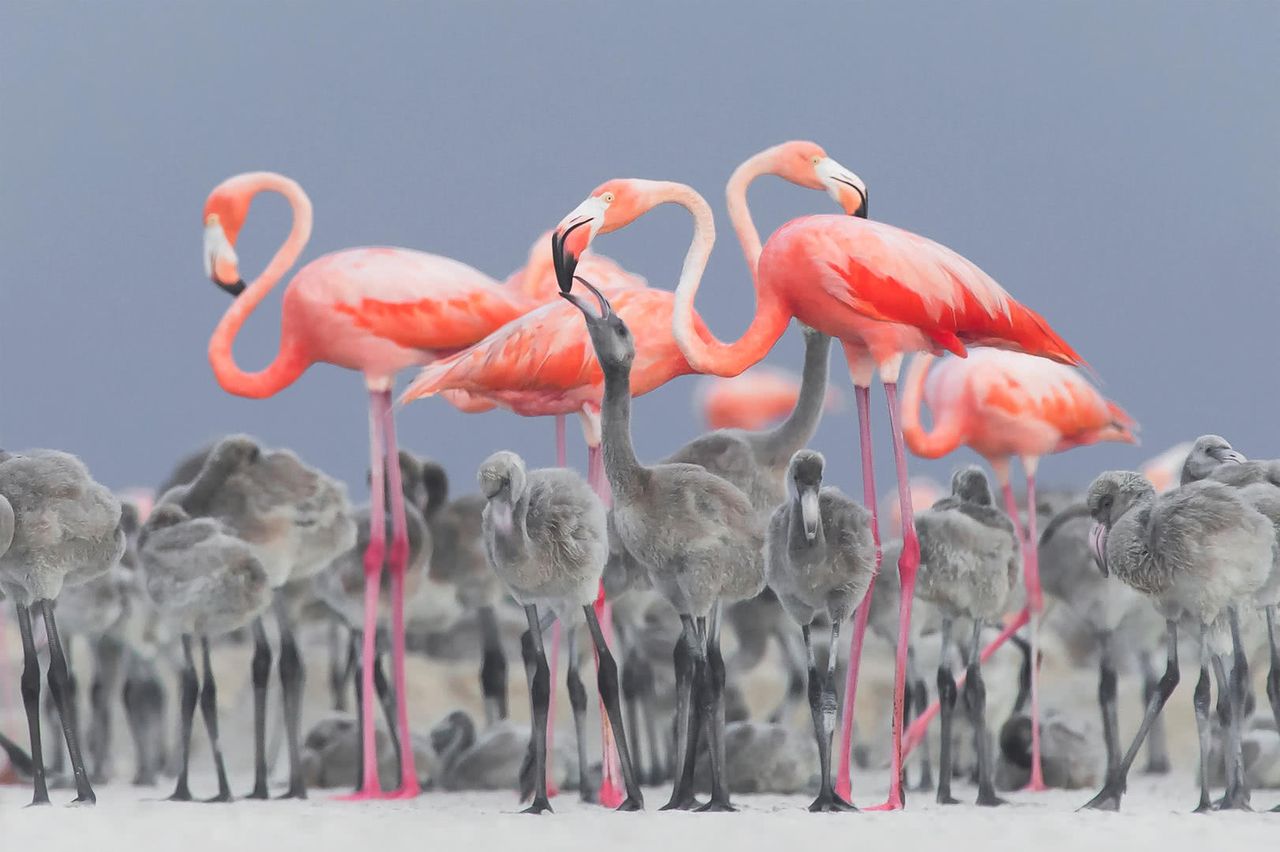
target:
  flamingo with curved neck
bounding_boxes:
[556,152,1085,809]
[201,171,531,800]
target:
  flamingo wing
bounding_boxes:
[769,215,1083,366]
[299,248,532,352]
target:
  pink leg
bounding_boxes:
[337,390,389,800]
[866,382,920,811]
[380,394,421,798]
[999,479,1028,550]
[903,607,1030,756]
[585,442,624,807]
[1022,468,1047,791]
[835,385,882,803]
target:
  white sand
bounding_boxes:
[2,773,1275,852]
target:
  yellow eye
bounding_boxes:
[602,192,615,203]
[811,155,822,166]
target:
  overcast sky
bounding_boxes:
[2,2,1277,507]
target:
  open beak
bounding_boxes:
[559,276,612,320]
[204,221,246,297]
[1089,522,1109,577]
[800,488,821,542]
[551,197,606,294]
[816,157,868,218]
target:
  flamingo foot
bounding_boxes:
[808,792,856,813]
[1079,786,1122,811]
[1022,778,1050,793]
[203,792,233,804]
[695,798,736,813]
[334,789,394,802]
[68,793,98,807]
[275,786,307,801]
[598,778,624,809]
[522,797,553,815]
[659,793,703,811]
[834,777,852,802]
[614,796,644,812]
[385,782,421,800]
[864,792,904,812]
[976,790,1007,807]
[244,786,269,800]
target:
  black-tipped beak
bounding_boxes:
[832,176,868,219]
[559,276,612,320]
[212,277,246,298]
[551,219,591,295]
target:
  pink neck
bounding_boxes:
[668,180,787,377]
[898,354,965,458]
[208,173,313,398]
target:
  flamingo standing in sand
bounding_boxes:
[898,348,1137,790]
[554,172,1085,809]
[201,172,540,799]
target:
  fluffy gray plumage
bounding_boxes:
[1179,435,1280,608]
[1086,471,1272,625]
[416,454,500,611]
[0,450,125,606]
[478,451,606,619]
[162,435,356,588]
[138,502,271,636]
[915,466,1020,622]
[665,328,832,523]
[765,450,875,626]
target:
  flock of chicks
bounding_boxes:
[4,278,1280,819]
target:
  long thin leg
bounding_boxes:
[349,628,368,792]
[328,619,348,712]
[660,616,700,811]
[906,644,932,791]
[1266,606,1280,733]
[371,634,402,784]
[1098,634,1121,787]
[584,605,645,810]
[585,441,623,807]
[478,604,509,725]
[692,614,732,812]
[123,655,164,786]
[1211,654,1234,806]
[340,389,388,800]
[935,617,959,805]
[545,621,562,798]
[835,383,882,802]
[1020,465,1047,791]
[40,601,95,804]
[1082,619,1180,811]
[1220,608,1251,811]
[807,621,855,812]
[865,380,920,811]
[521,605,553,814]
[247,617,272,798]
[88,635,125,784]
[197,637,233,803]
[1193,629,1214,813]
[965,619,1004,806]
[168,635,198,802]
[565,625,594,803]
[380,391,419,797]
[1139,648,1172,774]
[16,603,50,805]
[275,598,307,799]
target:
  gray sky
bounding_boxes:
[2,2,1277,505]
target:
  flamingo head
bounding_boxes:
[1085,471,1154,576]
[478,451,528,536]
[788,450,826,543]
[950,465,995,507]
[560,278,635,374]
[767,140,867,218]
[552,179,661,294]
[202,176,256,297]
[1179,434,1246,485]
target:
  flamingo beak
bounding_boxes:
[552,197,607,294]
[800,488,821,542]
[1089,522,1110,577]
[204,221,245,297]
[559,277,612,321]
[816,157,868,218]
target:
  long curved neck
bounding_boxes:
[600,361,643,500]
[208,173,313,399]
[757,330,832,463]
[670,182,789,378]
[725,149,777,281]
[899,355,966,459]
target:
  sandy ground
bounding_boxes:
[2,774,1277,852]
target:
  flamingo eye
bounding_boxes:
[811,155,822,166]
[601,192,615,204]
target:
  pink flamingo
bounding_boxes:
[900,348,1137,791]
[556,173,1085,809]
[403,141,854,803]
[1141,441,1193,493]
[201,172,534,799]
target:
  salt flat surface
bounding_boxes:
[2,774,1275,852]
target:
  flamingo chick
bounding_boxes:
[765,450,875,811]
[477,451,643,813]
